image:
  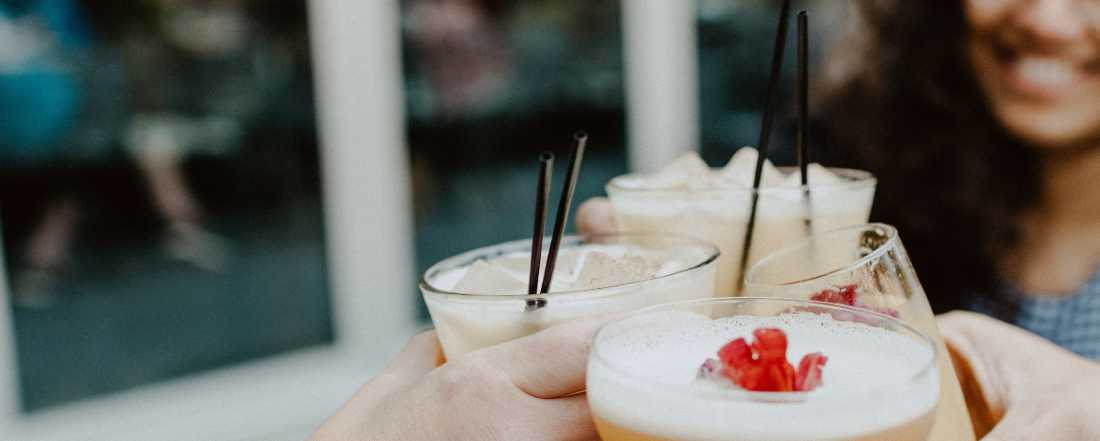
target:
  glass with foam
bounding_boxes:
[605,148,876,298]
[588,297,939,441]
[743,223,976,441]
[420,233,719,360]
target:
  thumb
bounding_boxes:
[575,197,617,235]
[481,312,619,399]
[374,329,445,385]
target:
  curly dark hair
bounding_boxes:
[816,0,1041,315]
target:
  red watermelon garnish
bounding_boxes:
[700,328,826,392]
[810,285,900,318]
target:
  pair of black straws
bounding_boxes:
[528,132,588,297]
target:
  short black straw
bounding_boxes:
[529,152,554,294]
[540,131,588,294]
[797,10,813,231]
[737,0,791,291]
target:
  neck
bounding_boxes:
[1002,145,1100,295]
[1034,145,1100,222]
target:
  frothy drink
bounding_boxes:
[420,234,719,360]
[588,308,939,441]
[606,148,875,297]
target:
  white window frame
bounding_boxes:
[622,0,700,172]
[0,0,699,439]
[0,1,422,440]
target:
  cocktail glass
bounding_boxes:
[743,223,976,441]
[420,232,719,360]
[588,297,940,441]
[606,167,875,298]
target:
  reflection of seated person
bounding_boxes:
[121,0,256,272]
[404,0,513,119]
[0,0,89,307]
[1,0,251,307]
[125,114,233,272]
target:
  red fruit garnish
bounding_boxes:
[810,285,900,318]
[706,328,826,392]
[809,285,858,306]
[795,353,827,392]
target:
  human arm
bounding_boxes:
[937,311,1100,441]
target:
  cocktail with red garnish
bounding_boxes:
[587,297,939,441]
[743,223,975,441]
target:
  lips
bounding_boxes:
[986,38,1100,99]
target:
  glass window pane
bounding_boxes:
[402,0,628,318]
[697,0,851,166]
[0,0,331,411]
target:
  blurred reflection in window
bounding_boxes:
[696,0,850,166]
[400,0,628,318]
[1,0,329,411]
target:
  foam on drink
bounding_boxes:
[606,148,876,297]
[588,312,938,441]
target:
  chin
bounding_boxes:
[992,102,1100,151]
[1004,123,1100,152]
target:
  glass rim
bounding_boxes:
[605,167,876,196]
[743,223,900,290]
[589,296,937,400]
[419,232,720,298]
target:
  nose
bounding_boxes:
[1013,0,1095,42]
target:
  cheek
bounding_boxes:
[963,1,1004,33]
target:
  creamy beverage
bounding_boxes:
[587,298,939,441]
[606,148,875,298]
[421,233,719,360]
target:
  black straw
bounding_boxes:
[540,131,588,294]
[797,10,813,231]
[737,0,791,291]
[529,152,554,294]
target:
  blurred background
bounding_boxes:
[0,0,850,437]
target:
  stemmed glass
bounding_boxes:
[743,223,976,441]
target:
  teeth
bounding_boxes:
[1016,57,1078,87]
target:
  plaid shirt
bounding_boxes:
[971,267,1100,362]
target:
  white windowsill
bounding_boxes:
[1,340,418,441]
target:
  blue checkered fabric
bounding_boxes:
[970,268,1100,362]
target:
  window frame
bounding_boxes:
[0,0,698,438]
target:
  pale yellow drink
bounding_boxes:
[744,224,977,441]
[587,298,940,441]
[592,411,935,441]
[420,233,719,360]
[606,149,875,298]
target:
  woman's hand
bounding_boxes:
[575,197,616,235]
[937,311,1100,441]
[308,314,612,441]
